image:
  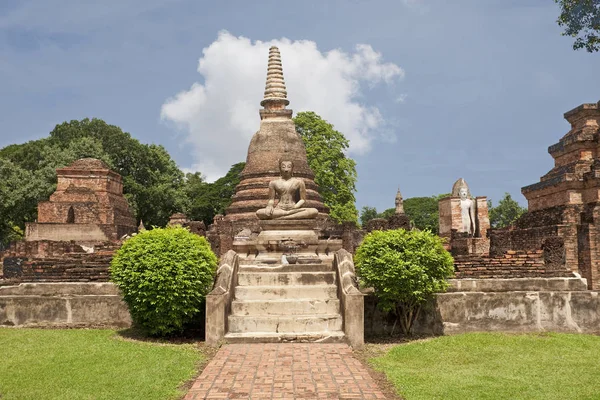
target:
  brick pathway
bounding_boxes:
[185,343,387,399]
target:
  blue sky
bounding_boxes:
[1,0,599,213]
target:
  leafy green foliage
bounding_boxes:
[110,227,217,337]
[359,206,396,227]
[0,158,50,246]
[359,206,380,227]
[183,162,245,226]
[556,0,600,52]
[294,111,358,223]
[489,192,527,228]
[404,194,450,234]
[355,229,454,334]
[360,194,450,233]
[378,208,396,220]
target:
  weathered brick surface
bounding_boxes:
[1,241,118,283]
[454,250,572,279]
[29,158,136,242]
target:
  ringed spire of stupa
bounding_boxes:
[260,46,290,109]
[395,187,405,215]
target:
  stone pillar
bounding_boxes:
[475,197,490,238]
[438,197,461,241]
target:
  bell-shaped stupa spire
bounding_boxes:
[260,46,290,109]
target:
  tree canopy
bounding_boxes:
[183,162,245,227]
[489,193,527,228]
[360,194,450,233]
[293,111,358,224]
[403,195,449,234]
[359,206,379,227]
[556,0,600,52]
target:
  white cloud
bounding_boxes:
[161,31,404,181]
[395,94,408,103]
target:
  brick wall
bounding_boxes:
[454,250,573,279]
[2,241,118,283]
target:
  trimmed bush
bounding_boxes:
[355,229,454,335]
[110,226,217,336]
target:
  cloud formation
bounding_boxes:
[161,31,403,181]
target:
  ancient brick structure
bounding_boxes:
[517,100,600,289]
[364,218,389,232]
[2,240,119,283]
[26,158,136,242]
[208,46,331,255]
[168,212,189,226]
[454,250,572,279]
[2,158,137,284]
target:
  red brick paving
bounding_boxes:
[185,343,387,399]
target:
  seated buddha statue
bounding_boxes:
[256,159,319,220]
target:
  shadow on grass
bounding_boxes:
[115,326,205,344]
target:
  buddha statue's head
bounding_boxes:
[452,178,472,200]
[278,158,294,179]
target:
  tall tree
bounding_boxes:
[293,111,358,224]
[183,162,245,226]
[359,206,379,227]
[0,159,45,246]
[556,0,600,52]
[402,194,450,234]
[489,193,527,228]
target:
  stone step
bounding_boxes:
[237,271,336,286]
[228,314,343,333]
[234,285,338,301]
[224,331,346,343]
[238,263,334,273]
[231,299,340,316]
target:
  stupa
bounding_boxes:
[224,46,327,223]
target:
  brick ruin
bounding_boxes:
[452,101,600,288]
[26,158,136,242]
[515,100,600,288]
[1,158,136,284]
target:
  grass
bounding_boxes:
[370,332,600,400]
[0,328,204,400]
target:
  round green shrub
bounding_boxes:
[355,229,454,334]
[110,226,217,337]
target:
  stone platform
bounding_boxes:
[0,282,131,327]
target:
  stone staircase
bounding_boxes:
[224,261,345,342]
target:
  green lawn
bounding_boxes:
[0,328,204,400]
[371,332,600,400]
